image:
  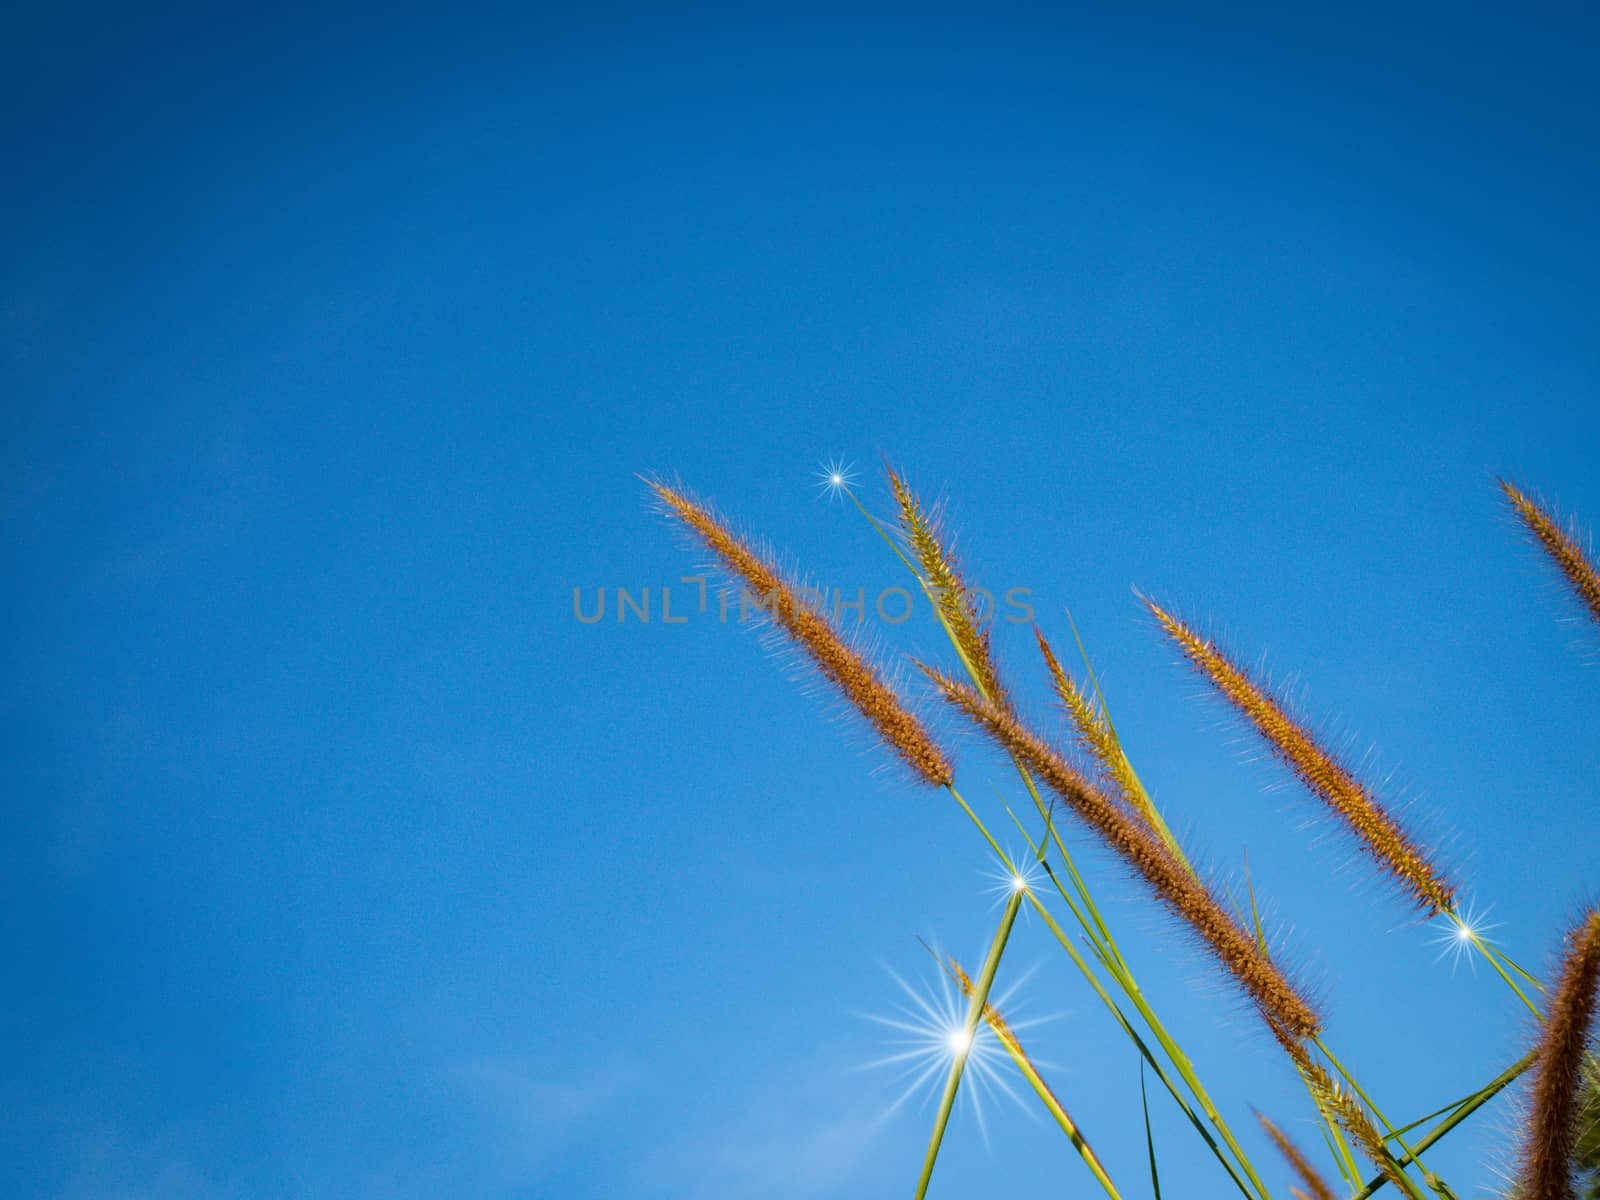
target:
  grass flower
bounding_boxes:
[1281,1042,1417,1196]
[1034,627,1194,872]
[922,664,1323,1042]
[1522,906,1600,1200]
[1035,628,1141,813]
[1145,597,1455,915]
[887,466,1011,712]
[1257,1112,1337,1200]
[648,478,954,786]
[1501,479,1600,629]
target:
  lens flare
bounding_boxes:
[983,852,1042,910]
[814,457,859,500]
[856,957,1058,1145]
[1430,900,1501,973]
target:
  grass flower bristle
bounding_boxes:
[922,664,1323,1041]
[887,466,1011,711]
[1501,479,1600,628]
[1258,1112,1338,1200]
[1522,907,1600,1200]
[649,478,954,786]
[1286,1043,1412,1193]
[1145,597,1455,914]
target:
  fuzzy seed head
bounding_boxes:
[1258,1112,1338,1200]
[1284,1042,1408,1190]
[887,467,1012,713]
[1036,627,1159,831]
[1502,479,1600,629]
[1522,907,1600,1200]
[649,479,954,786]
[1145,597,1455,914]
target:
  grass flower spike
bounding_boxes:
[1035,627,1193,873]
[1271,1036,1425,1196]
[887,466,1011,711]
[648,478,954,786]
[922,664,1323,1041]
[1145,597,1455,914]
[1035,629,1142,814]
[1501,479,1600,629]
[1522,906,1600,1200]
[1257,1112,1337,1200]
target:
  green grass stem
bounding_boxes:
[913,887,1024,1200]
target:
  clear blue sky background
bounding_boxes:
[4,4,1599,1197]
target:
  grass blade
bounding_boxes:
[1141,1060,1162,1200]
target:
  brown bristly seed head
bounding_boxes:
[1501,478,1600,629]
[648,478,954,787]
[886,466,1011,712]
[1522,906,1600,1200]
[1143,596,1455,915]
[1035,627,1148,824]
[1257,1112,1338,1200]
[922,663,1323,1041]
[1283,1040,1409,1191]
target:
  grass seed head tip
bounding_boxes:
[651,477,954,787]
[1147,595,1454,914]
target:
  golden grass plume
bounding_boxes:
[921,664,1323,1041]
[887,466,1011,711]
[1284,1042,1411,1192]
[649,478,954,786]
[1256,1112,1338,1200]
[1522,906,1600,1200]
[1145,597,1455,915]
[1502,479,1600,629]
[1035,628,1164,832]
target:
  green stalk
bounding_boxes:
[1011,816,1271,1200]
[1025,886,1259,1198]
[913,887,1024,1200]
[1447,911,1543,1016]
[951,792,1258,1199]
[1005,1037,1122,1198]
[1015,795,1272,1200]
[1350,1051,1536,1200]
[1484,941,1542,988]
[1140,1063,1162,1200]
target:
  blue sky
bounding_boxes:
[4,3,1599,1197]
